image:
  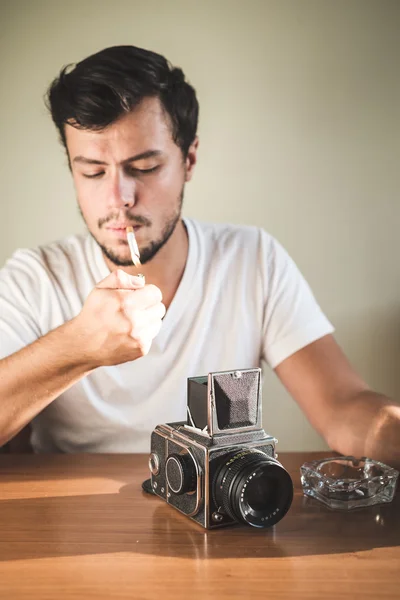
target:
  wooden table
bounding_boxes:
[0,452,399,599]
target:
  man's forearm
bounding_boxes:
[0,319,95,447]
[328,390,400,470]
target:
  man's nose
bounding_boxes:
[108,174,136,209]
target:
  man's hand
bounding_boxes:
[72,269,166,368]
[275,334,400,469]
[0,268,166,446]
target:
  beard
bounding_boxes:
[81,186,184,267]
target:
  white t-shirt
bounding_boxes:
[0,218,333,453]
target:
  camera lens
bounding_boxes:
[213,449,293,528]
[246,476,279,511]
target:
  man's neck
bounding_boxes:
[102,219,189,310]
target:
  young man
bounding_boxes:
[0,46,399,466]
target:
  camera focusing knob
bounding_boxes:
[149,453,160,476]
[166,453,197,495]
[212,512,224,523]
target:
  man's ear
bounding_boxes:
[184,136,199,182]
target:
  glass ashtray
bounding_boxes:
[300,456,399,510]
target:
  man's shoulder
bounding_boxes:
[2,233,92,281]
[187,218,276,254]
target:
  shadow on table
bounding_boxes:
[0,484,398,562]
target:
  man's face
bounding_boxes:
[65,97,197,266]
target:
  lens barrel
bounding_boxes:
[213,449,293,528]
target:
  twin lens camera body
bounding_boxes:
[146,368,293,529]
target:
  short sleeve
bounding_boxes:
[0,250,43,359]
[260,233,334,369]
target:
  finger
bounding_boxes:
[127,302,166,334]
[96,269,145,290]
[132,320,163,350]
[145,319,163,340]
[123,284,163,311]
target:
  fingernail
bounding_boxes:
[131,274,145,284]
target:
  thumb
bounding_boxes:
[96,269,145,290]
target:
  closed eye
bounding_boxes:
[126,165,160,175]
[82,172,105,179]
[82,165,160,179]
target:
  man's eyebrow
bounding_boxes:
[72,150,163,166]
[73,156,107,165]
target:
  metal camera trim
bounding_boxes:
[154,427,203,518]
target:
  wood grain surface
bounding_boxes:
[0,452,398,599]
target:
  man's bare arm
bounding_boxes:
[0,270,165,448]
[0,321,95,447]
[274,334,400,469]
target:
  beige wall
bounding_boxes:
[1,0,399,450]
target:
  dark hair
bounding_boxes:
[46,45,199,157]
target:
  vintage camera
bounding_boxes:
[145,368,293,529]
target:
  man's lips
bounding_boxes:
[106,224,141,230]
[105,224,142,239]
[106,223,141,229]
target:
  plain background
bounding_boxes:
[1,0,399,451]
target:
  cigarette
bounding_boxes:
[126,226,141,267]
